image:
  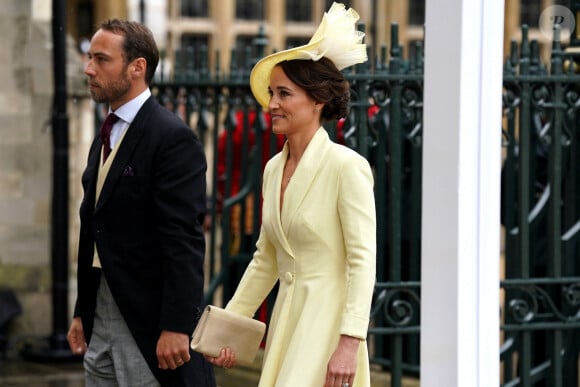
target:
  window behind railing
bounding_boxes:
[285,0,312,22]
[236,0,264,20]
[180,0,209,17]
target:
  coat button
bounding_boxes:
[284,272,293,283]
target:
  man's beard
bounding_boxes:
[90,71,131,104]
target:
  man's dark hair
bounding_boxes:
[99,19,160,85]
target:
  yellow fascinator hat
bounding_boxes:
[250,2,367,109]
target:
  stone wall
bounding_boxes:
[0,0,91,347]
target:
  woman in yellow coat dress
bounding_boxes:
[207,3,376,387]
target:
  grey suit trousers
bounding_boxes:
[83,274,160,387]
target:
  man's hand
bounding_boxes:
[156,330,191,370]
[67,317,88,355]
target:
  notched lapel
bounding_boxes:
[81,140,102,215]
[95,98,154,212]
[85,139,102,188]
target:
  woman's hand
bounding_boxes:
[324,335,360,387]
[205,347,237,369]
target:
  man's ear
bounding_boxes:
[130,57,147,79]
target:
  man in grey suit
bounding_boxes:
[66,19,215,387]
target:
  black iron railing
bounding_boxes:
[140,21,579,387]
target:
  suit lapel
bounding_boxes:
[94,97,154,213]
[80,140,103,218]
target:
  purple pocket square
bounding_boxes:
[122,166,134,177]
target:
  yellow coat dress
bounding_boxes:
[226,128,376,386]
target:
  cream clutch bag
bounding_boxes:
[190,305,266,366]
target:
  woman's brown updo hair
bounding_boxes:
[277,57,350,122]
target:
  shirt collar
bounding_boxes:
[109,88,151,124]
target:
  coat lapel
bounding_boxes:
[94,97,154,213]
[280,128,331,235]
[264,147,293,256]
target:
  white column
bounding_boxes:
[421,0,504,386]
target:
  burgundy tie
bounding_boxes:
[99,113,119,163]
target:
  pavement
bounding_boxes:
[0,357,255,387]
[0,349,410,387]
[0,358,85,387]
[0,347,257,387]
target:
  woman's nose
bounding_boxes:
[268,96,278,110]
